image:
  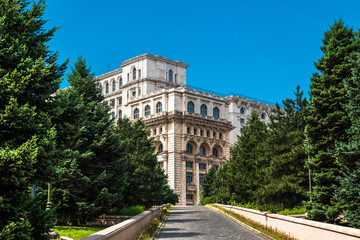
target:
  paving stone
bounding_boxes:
[156,206,265,240]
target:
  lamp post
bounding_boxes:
[46,183,59,239]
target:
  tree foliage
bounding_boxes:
[305,19,360,222]
[335,54,360,228]
[51,57,127,225]
[0,0,66,238]
[115,118,178,207]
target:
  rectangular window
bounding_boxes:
[194,128,197,135]
[160,162,164,168]
[240,118,245,124]
[127,73,129,81]
[186,172,193,184]
[132,91,136,96]
[160,127,163,134]
[207,131,210,137]
[154,128,157,135]
[110,99,115,107]
[187,127,190,134]
[200,130,203,136]
[219,133,222,140]
[199,174,205,185]
[186,161,193,168]
[186,194,193,200]
[199,163,206,170]
[119,98,122,105]
[213,132,216,139]
[213,165,218,171]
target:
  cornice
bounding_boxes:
[120,53,189,68]
[95,68,123,80]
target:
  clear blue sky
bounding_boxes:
[44,0,360,104]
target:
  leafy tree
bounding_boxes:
[257,86,308,210]
[115,118,178,207]
[335,54,360,228]
[51,57,127,225]
[0,0,66,239]
[226,111,269,204]
[199,166,217,204]
[305,19,360,222]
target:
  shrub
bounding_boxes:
[202,197,213,205]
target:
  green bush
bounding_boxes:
[119,206,145,216]
[202,197,213,205]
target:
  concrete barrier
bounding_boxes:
[80,204,166,240]
[215,204,360,240]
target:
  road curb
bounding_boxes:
[207,205,275,240]
[151,206,172,240]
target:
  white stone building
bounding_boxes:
[96,54,274,205]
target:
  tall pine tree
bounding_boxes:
[335,54,360,228]
[305,19,360,222]
[115,118,178,207]
[257,86,308,210]
[51,57,127,225]
[0,0,66,238]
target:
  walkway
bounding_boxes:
[156,206,265,240]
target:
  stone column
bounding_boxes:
[195,159,200,205]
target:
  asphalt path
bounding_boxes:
[156,206,266,240]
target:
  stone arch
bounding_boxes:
[260,111,268,120]
[199,142,211,156]
[186,140,198,154]
[239,106,247,115]
[212,144,223,158]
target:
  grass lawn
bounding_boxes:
[54,226,107,240]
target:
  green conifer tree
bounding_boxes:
[305,19,360,222]
[335,54,360,228]
[0,0,66,238]
[226,111,269,204]
[258,86,308,210]
[51,57,127,225]
[115,118,178,207]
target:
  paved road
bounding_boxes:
[156,206,265,240]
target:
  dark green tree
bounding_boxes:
[335,54,360,228]
[257,86,308,211]
[226,111,269,204]
[51,57,127,225]
[115,118,178,207]
[305,19,360,222]
[199,166,217,204]
[0,0,66,238]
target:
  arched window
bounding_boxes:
[240,107,245,114]
[169,69,173,82]
[158,144,163,153]
[145,105,151,116]
[119,78,123,87]
[99,84,103,95]
[105,82,109,94]
[213,107,219,119]
[156,102,162,113]
[186,144,193,154]
[133,67,136,80]
[261,113,266,119]
[119,110,122,118]
[200,104,207,116]
[134,108,139,119]
[187,101,194,113]
[213,148,218,158]
[112,80,116,92]
[200,146,206,156]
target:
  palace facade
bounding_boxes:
[96,54,274,205]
